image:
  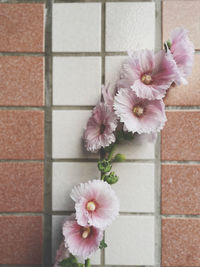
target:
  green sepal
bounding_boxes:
[98,159,112,173]
[113,153,126,162]
[104,171,119,184]
[99,239,108,249]
[58,255,84,267]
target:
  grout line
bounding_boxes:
[43,0,53,267]
[166,106,200,110]
[52,158,155,163]
[52,211,155,216]
[0,159,43,162]
[162,160,200,164]
[0,212,43,216]
[52,105,94,110]
[0,106,45,110]
[162,214,200,218]
[0,52,45,56]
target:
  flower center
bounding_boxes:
[133,105,144,117]
[82,227,91,239]
[100,124,106,134]
[141,74,152,85]
[86,201,96,212]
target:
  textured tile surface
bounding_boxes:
[52,216,101,265]
[0,110,44,159]
[53,57,101,105]
[0,56,44,106]
[162,1,200,50]
[52,162,99,211]
[162,164,200,215]
[52,3,101,52]
[52,110,98,159]
[0,162,44,212]
[0,4,44,52]
[105,216,155,265]
[112,163,154,212]
[0,216,43,264]
[164,54,200,106]
[161,111,200,160]
[162,218,200,266]
[106,2,155,52]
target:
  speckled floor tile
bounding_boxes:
[162,1,200,50]
[0,110,44,159]
[0,162,44,212]
[164,54,200,106]
[0,216,43,264]
[161,111,200,161]
[162,164,200,215]
[0,4,44,52]
[0,56,44,106]
[162,218,200,266]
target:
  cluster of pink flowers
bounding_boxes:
[54,28,194,267]
[84,28,194,151]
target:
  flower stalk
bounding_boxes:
[85,259,90,267]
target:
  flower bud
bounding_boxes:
[104,172,119,184]
[114,153,126,162]
[98,159,112,173]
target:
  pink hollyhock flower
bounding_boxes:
[54,241,70,267]
[70,179,119,230]
[166,28,194,85]
[102,84,115,108]
[84,103,118,152]
[62,215,103,260]
[118,49,178,100]
[113,88,167,134]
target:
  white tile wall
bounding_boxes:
[52,216,101,265]
[112,163,154,212]
[105,215,155,265]
[106,2,155,52]
[53,57,101,106]
[52,3,101,52]
[52,162,99,211]
[52,110,98,159]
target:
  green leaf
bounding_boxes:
[99,239,108,249]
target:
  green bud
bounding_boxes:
[114,153,126,162]
[164,40,171,52]
[98,159,112,173]
[104,171,119,184]
[99,239,108,249]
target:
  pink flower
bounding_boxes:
[54,241,70,267]
[62,215,103,260]
[70,179,119,230]
[84,103,118,152]
[102,84,115,108]
[118,49,178,100]
[113,88,167,134]
[166,28,194,85]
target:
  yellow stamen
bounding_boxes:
[86,201,96,212]
[133,106,144,117]
[82,227,91,239]
[141,74,152,85]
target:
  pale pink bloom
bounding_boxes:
[84,103,118,152]
[166,28,194,85]
[70,179,119,230]
[54,241,70,267]
[118,49,178,100]
[62,215,103,260]
[102,84,115,108]
[113,88,167,134]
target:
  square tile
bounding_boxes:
[162,218,200,266]
[0,110,44,160]
[115,134,155,160]
[105,215,155,265]
[105,56,127,91]
[164,54,200,106]
[53,57,101,106]
[52,216,101,265]
[161,111,200,161]
[52,110,98,159]
[0,4,44,52]
[0,162,44,212]
[162,164,200,215]
[52,162,99,211]
[0,216,43,264]
[53,3,101,52]
[112,163,154,213]
[106,2,155,52]
[0,56,44,106]
[162,1,200,50]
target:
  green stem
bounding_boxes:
[101,173,106,181]
[85,258,90,267]
[107,144,116,161]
